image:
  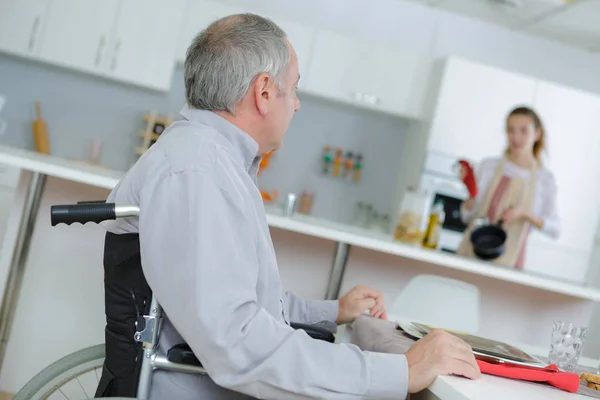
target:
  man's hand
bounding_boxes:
[336,284,387,325]
[406,329,481,393]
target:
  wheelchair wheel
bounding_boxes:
[12,344,134,400]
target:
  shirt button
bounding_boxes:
[321,311,327,317]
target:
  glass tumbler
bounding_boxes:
[548,321,589,371]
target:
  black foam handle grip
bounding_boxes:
[51,203,116,226]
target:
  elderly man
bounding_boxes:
[104,13,480,399]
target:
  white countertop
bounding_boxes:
[0,145,122,189]
[429,373,593,400]
[429,343,598,400]
[2,144,600,302]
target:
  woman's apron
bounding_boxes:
[456,158,537,269]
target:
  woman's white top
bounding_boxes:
[460,157,560,239]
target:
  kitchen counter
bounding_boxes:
[0,144,599,301]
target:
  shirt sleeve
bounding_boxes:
[284,291,339,325]
[139,170,409,400]
[534,172,560,239]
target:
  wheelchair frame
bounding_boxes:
[45,202,335,399]
[51,203,207,399]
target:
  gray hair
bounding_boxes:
[184,13,290,114]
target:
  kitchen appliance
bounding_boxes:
[419,152,470,253]
[0,94,6,137]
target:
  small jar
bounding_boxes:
[297,191,314,215]
[394,187,430,245]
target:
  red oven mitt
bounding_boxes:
[476,360,580,393]
[457,160,478,198]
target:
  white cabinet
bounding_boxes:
[34,0,184,91]
[527,81,600,256]
[426,57,538,162]
[305,30,431,119]
[109,0,186,90]
[0,0,50,57]
[176,0,245,64]
[38,0,120,74]
[175,0,315,90]
[264,16,315,91]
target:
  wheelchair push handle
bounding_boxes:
[50,202,140,226]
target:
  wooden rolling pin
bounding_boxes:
[32,101,50,154]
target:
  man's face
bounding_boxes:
[266,41,301,152]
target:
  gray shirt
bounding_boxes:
[105,105,409,399]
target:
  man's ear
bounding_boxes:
[253,73,271,116]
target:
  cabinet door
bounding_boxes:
[529,81,600,254]
[263,16,315,91]
[38,0,119,73]
[305,30,430,118]
[427,58,537,162]
[108,0,186,91]
[0,0,50,57]
[303,30,354,102]
[176,0,245,64]
[370,47,433,118]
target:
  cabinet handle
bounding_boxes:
[111,39,121,71]
[350,92,380,106]
[94,35,106,67]
[28,16,41,52]
[363,94,380,106]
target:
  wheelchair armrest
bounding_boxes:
[167,343,203,367]
[291,322,336,343]
[167,321,336,369]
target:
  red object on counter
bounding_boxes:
[476,360,580,393]
[458,159,478,198]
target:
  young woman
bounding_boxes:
[457,106,560,269]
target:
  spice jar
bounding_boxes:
[394,187,430,245]
[297,191,314,215]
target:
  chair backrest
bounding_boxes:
[388,274,480,334]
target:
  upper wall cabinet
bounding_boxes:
[38,0,120,74]
[175,0,316,89]
[108,0,186,90]
[264,16,315,91]
[0,0,185,91]
[303,30,432,119]
[425,57,538,162]
[176,0,244,64]
[0,0,50,57]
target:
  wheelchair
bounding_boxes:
[13,202,336,399]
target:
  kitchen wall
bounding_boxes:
[258,94,408,224]
[0,53,409,225]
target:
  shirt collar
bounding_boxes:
[179,104,261,173]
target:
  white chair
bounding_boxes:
[388,274,480,334]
